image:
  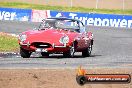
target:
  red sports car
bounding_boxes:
[18,17,93,58]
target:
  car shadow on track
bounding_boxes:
[31,55,83,59]
[90,54,102,57]
[30,54,102,59]
[0,52,102,59]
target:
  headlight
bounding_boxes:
[19,34,27,42]
[59,36,69,44]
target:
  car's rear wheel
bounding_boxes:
[20,47,31,58]
[63,44,75,58]
[41,52,49,57]
[82,43,92,57]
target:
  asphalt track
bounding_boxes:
[0,20,132,69]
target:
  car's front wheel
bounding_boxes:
[82,43,92,57]
[63,44,75,58]
[20,47,31,58]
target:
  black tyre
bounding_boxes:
[20,47,31,58]
[82,44,92,57]
[41,52,49,57]
[63,44,75,58]
[76,75,87,85]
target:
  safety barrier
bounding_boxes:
[0,7,132,28]
[49,11,132,28]
[0,7,32,21]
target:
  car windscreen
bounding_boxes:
[39,19,56,29]
[39,19,80,32]
[55,20,79,29]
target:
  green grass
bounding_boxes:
[0,2,132,15]
[0,34,19,52]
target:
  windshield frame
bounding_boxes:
[38,18,85,33]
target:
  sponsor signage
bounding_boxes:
[0,7,132,28]
[49,11,132,28]
[76,66,131,85]
[0,7,32,21]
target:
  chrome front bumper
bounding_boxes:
[20,42,68,53]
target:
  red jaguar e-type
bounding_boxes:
[18,17,93,58]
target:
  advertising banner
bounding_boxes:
[49,11,132,28]
[0,7,32,21]
[32,10,49,22]
[0,7,132,28]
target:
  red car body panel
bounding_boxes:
[19,29,92,52]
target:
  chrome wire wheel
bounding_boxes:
[82,43,92,57]
[88,44,92,56]
[63,43,75,58]
[69,45,75,57]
